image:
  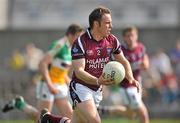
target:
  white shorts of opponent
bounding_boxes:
[119,87,142,109]
[36,81,68,101]
[69,81,103,109]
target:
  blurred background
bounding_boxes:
[0,0,180,120]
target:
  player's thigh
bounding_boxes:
[71,109,87,123]
[135,102,149,118]
[74,99,101,123]
[36,82,55,101]
[54,97,72,118]
[36,82,54,112]
[69,82,102,108]
[69,82,102,123]
[37,100,54,112]
[54,84,69,99]
[119,87,142,109]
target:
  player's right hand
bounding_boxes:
[98,75,115,85]
[47,83,59,94]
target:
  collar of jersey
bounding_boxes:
[86,28,104,43]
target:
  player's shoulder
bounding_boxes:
[106,34,118,41]
[48,37,66,50]
[73,31,89,45]
[56,37,66,45]
[137,41,146,48]
[81,31,90,40]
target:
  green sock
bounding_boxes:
[15,98,26,110]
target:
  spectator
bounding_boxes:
[151,49,179,105]
[9,49,25,71]
[23,43,44,83]
[169,40,180,82]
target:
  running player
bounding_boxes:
[39,6,139,123]
[2,24,84,122]
[98,26,150,123]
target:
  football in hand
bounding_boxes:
[103,61,125,84]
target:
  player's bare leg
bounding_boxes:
[2,96,39,121]
[39,108,70,123]
[135,103,149,123]
[54,97,73,118]
[21,103,39,121]
[72,99,101,123]
[98,105,135,118]
[37,100,53,113]
[70,109,87,123]
[36,100,54,122]
[39,99,101,123]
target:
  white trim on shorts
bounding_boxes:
[69,81,103,108]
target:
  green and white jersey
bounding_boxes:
[48,37,71,84]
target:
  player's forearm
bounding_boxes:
[65,74,71,85]
[43,71,52,86]
[39,54,54,84]
[74,68,98,85]
[141,54,149,70]
[39,61,52,85]
[122,59,134,83]
[114,53,134,83]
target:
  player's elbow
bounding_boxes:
[38,59,48,73]
[142,55,150,70]
[141,61,149,70]
[73,68,83,78]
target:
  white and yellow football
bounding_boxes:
[103,61,125,84]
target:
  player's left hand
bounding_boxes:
[130,79,140,92]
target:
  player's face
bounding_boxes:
[123,30,138,48]
[98,14,112,38]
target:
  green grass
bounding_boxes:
[103,118,180,123]
[0,121,32,123]
[0,118,180,123]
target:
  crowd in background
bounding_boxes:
[142,40,180,107]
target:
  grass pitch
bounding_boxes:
[0,118,180,123]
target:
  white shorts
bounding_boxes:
[69,81,103,109]
[119,87,142,109]
[36,81,68,101]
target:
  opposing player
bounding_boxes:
[39,6,139,123]
[2,24,84,122]
[98,26,150,123]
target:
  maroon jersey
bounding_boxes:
[71,28,121,91]
[119,42,146,88]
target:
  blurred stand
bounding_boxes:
[170,40,180,83]
[150,49,179,105]
[23,43,44,84]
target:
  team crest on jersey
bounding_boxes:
[86,50,94,56]
[72,47,78,53]
[106,48,112,54]
[138,52,143,58]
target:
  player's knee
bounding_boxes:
[127,112,136,119]
[92,118,101,123]
[125,108,136,119]
[87,116,101,123]
[65,119,71,123]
